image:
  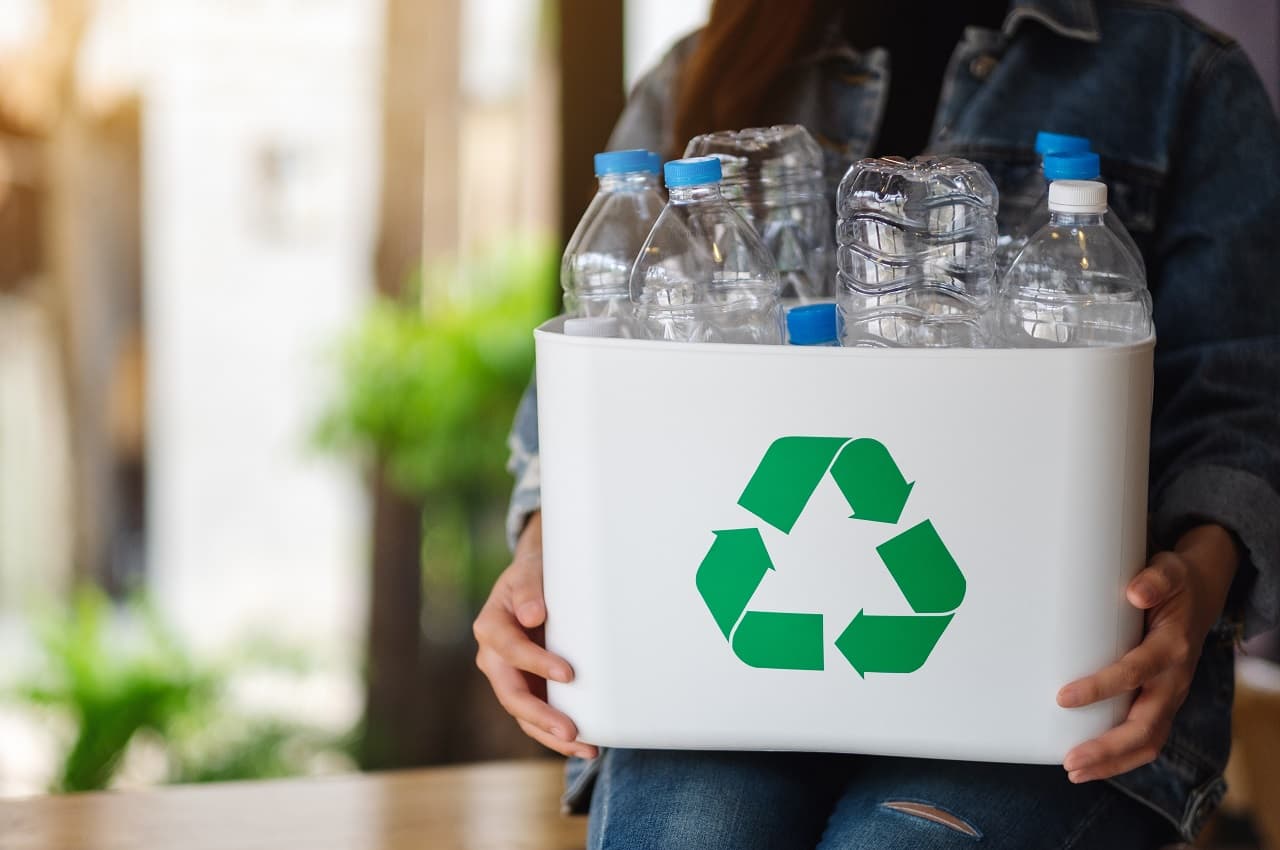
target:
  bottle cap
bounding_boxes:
[1034,131,1091,156]
[1048,180,1108,214]
[664,156,722,188]
[646,151,663,175]
[786,303,839,345]
[1043,151,1101,181]
[595,149,659,176]
[563,316,622,338]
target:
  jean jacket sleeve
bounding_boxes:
[1148,43,1280,636]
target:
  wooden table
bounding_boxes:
[0,760,587,850]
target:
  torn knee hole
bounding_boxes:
[880,800,981,839]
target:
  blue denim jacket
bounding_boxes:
[506,0,1280,838]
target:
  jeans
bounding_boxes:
[581,749,1176,849]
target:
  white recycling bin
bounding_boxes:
[534,316,1154,764]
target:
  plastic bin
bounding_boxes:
[535,316,1153,764]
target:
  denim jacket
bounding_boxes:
[506,0,1280,838]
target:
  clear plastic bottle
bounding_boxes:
[786,303,839,346]
[995,131,1092,274]
[561,149,665,318]
[836,156,998,347]
[998,180,1153,347]
[1008,151,1145,275]
[630,156,784,344]
[684,125,833,301]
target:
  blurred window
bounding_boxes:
[625,0,709,90]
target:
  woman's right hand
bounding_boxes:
[473,511,598,759]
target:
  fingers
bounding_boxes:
[1062,677,1178,782]
[507,555,547,629]
[1126,553,1188,609]
[473,598,572,682]
[474,540,592,758]
[1057,637,1173,707]
[518,719,598,760]
[504,634,572,683]
[481,654,583,746]
[1060,547,1221,783]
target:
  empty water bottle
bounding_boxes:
[836,156,998,347]
[561,149,665,319]
[998,180,1153,347]
[995,131,1093,273]
[1006,151,1145,275]
[684,125,833,301]
[630,156,784,344]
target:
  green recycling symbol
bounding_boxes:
[695,437,966,677]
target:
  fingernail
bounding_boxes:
[576,747,597,759]
[550,666,571,683]
[1130,583,1153,606]
[1062,754,1085,772]
[517,602,542,623]
[1058,687,1080,707]
[1068,770,1088,784]
[550,726,568,740]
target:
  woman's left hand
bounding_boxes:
[1057,523,1240,783]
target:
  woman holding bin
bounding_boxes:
[474,1,1280,846]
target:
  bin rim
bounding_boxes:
[534,315,1156,360]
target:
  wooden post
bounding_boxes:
[375,0,459,301]
[33,0,128,588]
[557,0,626,248]
[363,0,461,769]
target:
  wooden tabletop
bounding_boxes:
[0,760,586,850]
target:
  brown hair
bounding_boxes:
[670,0,829,158]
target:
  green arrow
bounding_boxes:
[834,610,954,677]
[731,611,824,670]
[876,520,967,614]
[829,438,914,524]
[738,437,850,534]
[695,528,774,639]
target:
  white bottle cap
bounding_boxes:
[563,316,622,338]
[1048,179,1108,214]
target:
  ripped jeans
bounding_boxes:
[578,749,1177,849]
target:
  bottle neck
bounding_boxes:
[667,182,724,203]
[598,172,661,192]
[1048,209,1106,227]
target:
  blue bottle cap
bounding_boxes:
[1034,131,1091,156]
[786,303,839,345]
[646,151,663,175]
[664,156,722,188]
[1043,151,1101,181]
[595,149,658,176]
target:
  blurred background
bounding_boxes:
[0,0,717,795]
[0,0,1276,844]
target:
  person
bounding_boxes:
[473,0,1280,846]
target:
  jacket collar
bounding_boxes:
[808,0,1102,68]
[1004,0,1101,43]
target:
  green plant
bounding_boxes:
[15,588,345,792]
[315,236,556,607]
[18,590,215,791]
[169,719,349,785]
